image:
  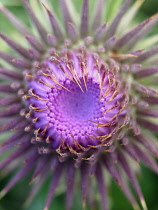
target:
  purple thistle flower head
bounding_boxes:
[26,50,126,150]
[0,0,158,209]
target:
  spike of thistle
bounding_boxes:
[80,0,89,38]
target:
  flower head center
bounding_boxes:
[47,78,103,139]
[57,79,100,121]
[25,51,126,149]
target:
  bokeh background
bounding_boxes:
[0,0,158,209]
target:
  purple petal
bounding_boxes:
[80,0,89,38]
[28,48,40,60]
[104,35,117,50]
[123,144,140,162]
[42,3,64,42]
[143,96,158,104]
[118,152,147,210]
[135,66,158,78]
[0,51,31,69]
[22,0,47,42]
[0,68,23,80]
[137,108,158,118]
[67,23,78,43]
[115,16,158,49]
[60,0,73,32]
[125,14,158,50]
[0,3,31,35]
[66,162,75,210]
[0,84,14,93]
[133,144,158,173]
[0,33,31,59]
[0,151,38,199]
[0,118,26,134]
[134,83,158,96]
[105,0,132,39]
[0,104,22,117]
[80,163,90,208]
[138,118,158,132]
[95,163,108,210]
[136,134,158,159]
[0,97,18,106]
[103,156,121,185]
[0,143,30,170]
[44,164,63,210]
[92,0,104,31]
[25,35,45,52]
[31,157,50,180]
[25,167,49,206]
[94,23,107,43]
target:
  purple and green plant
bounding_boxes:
[0,0,158,210]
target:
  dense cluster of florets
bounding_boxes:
[24,50,128,151]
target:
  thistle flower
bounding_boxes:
[0,0,158,210]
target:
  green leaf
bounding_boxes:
[0,0,21,6]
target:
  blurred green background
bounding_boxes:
[0,0,158,209]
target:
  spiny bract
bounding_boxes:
[0,0,158,210]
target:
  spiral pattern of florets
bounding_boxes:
[24,50,127,151]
